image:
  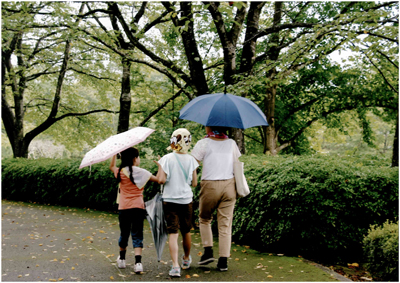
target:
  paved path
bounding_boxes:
[2,200,350,282]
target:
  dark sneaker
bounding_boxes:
[198,250,215,265]
[217,257,228,271]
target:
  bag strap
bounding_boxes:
[173,153,189,181]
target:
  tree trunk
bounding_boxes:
[392,113,398,167]
[117,58,131,134]
[180,2,209,96]
[239,2,265,75]
[232,128,245,154]
[263,2,282,156]
[264,84,277,155]
[235,2,265,154]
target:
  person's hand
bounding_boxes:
[157,155,161,160]
[153,160,161,167]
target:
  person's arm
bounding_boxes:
[109,155,117,172]
[149,160,166,184]
[191,169,198,187]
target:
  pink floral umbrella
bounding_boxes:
[79,127,155,169]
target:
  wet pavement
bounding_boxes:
[2,200,348,282]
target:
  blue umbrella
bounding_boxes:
[179,93,269,129]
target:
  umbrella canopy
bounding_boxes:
[145,192,168,262]
[79,127,155,169]
[179,93,269,129]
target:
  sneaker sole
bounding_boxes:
[181,266,190,270]
[198,258,216,265]
[169,274,181,277]
[218,267,228,271]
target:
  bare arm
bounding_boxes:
[191,169,198,187]
[109,155,117,172]
[149,160,166,184]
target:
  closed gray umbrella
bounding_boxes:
[145,192,168,262]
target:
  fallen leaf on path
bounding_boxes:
[197,252,202,256]
[348,263,359,267]
[185,275,191,278]
[110,276,114,280]
[204,271,210,274]
[267,275,273,278]
[235,258,240,261]
[192,274,199,277]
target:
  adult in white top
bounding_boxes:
[191,126,241,272]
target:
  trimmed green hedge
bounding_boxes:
[231,155,398,263]
[2,155,398,263]
[1,158,160,212]
[363,220,399,281]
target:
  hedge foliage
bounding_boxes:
[2,154,398,263]
[363,220,399,281]
[230,155,398,263]
[1,158,160,212]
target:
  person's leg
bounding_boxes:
[117,210,130,268]
[182,232,191,259]
[216,178,236,271]
[163,202,181,276]
[198,181,219,265]
[168,233,180,267]
[130,208,145,272]
[179,202,192,259]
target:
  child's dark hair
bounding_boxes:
[117,147,139,185]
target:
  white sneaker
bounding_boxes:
[134,262,143,273]
[117,256,126,269]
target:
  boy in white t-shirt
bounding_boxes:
[158,128,199,277]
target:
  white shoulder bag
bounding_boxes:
[232,143,250,197]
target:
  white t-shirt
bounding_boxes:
[191,138,241,181]
[158,152,199,204]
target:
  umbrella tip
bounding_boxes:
[224,85,227,94]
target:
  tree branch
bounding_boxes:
[69,67,117,81]
[139,87,186,126]
[363,51,399,94]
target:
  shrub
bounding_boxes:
[363,220,399,281]
[232,155,398,263]
[1,158,160,212]
[2,154,398,263]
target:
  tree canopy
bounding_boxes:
[2,1,398,164]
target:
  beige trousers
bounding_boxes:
[199,178,236,257]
